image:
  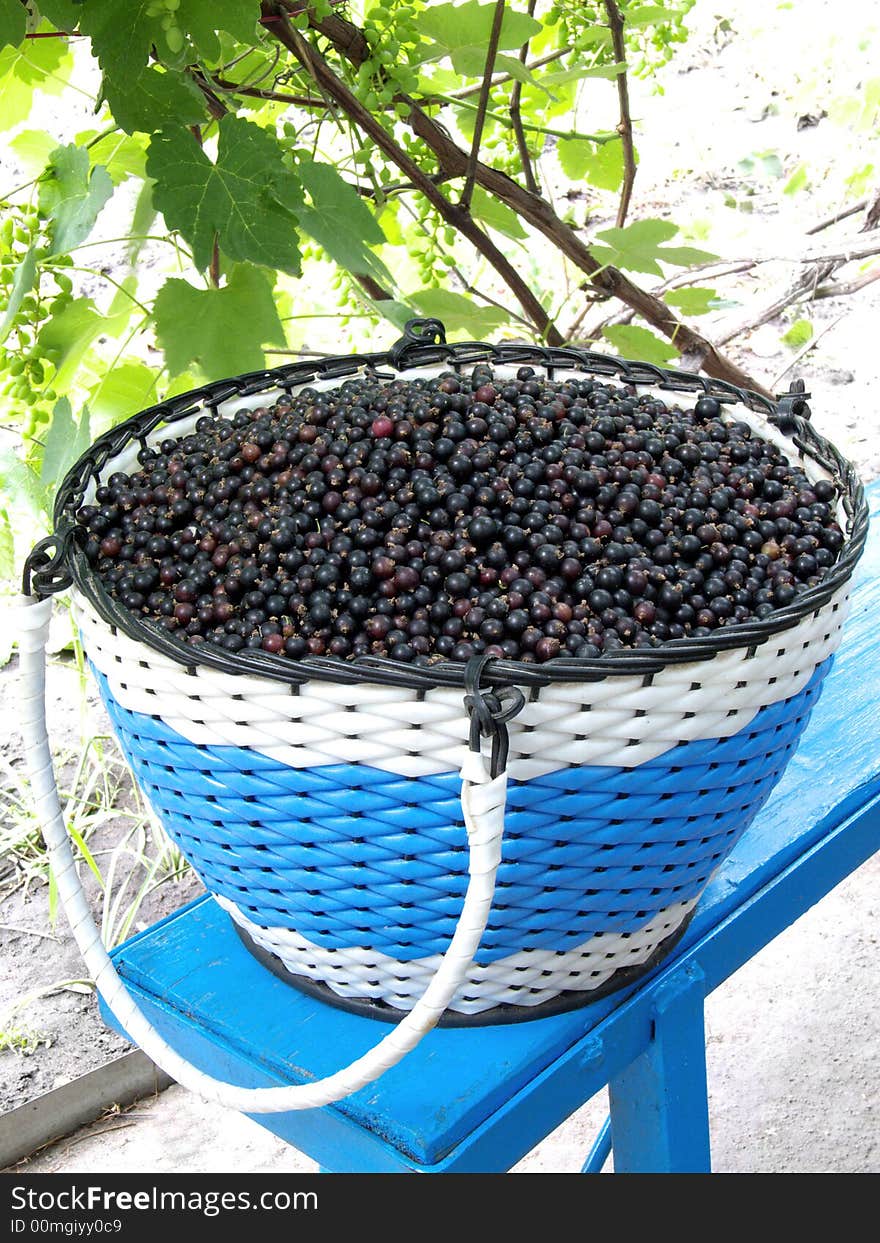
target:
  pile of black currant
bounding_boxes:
[75,364,844,666]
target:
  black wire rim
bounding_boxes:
[37,326,870,692]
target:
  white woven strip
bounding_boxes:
[18,594,508,1113]
[75,584,849,778]
[217,895,697,1014]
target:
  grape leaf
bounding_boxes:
[782,318,813,348]
[100,64,206,135]
[0,35,73,132]
[540,60,627,87]
[77,1,206,131]
[0,245,37,345]
[590,219,716,277]
[88,361,159,432]
[557,137,625,192]
[626,5,683,27]
[602,323,679,365]
[178,0,262,61]
[0,0,26,51]
[78,1,158,79]
[784,164,809,196]
[36,1,83,28]
[75,128,149,183]
[153,265,287,380]
[419,0,543,78]
[38,144,114,254]
[40,397,91,491]
[0,449,48,520]
[664,287,718,316]
[469,186,527,239]
[451,48,545,89]
[410,289,509,338]
[0,505,14,582]
[419,1,542,58]
[295,159,393,287]
[37,297,107,370]
[147,116,303,274]
[9,127,57,174]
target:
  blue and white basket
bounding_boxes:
[27,331,869,1039]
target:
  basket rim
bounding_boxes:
[38,334,870,691]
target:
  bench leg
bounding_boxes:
[608,962,711,1173]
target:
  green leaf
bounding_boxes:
[0,245,37,345]
[664,286,718,316]
[0,505,14,581]
[147,116,303,274]
[557,137,625,192]
[78,1,161,79]
[75,128,149,184]
[89,361,159,431]
[38,144,114,254]
[590,219,717,277]
[545,60,627,86]
[153,265,287,380]
[0,448,49,520]
[295,159,393,286]
[0,35,73,131]
[420,0,543,79]
[419,1,542,56]
[37,297,106,371]
[782,318,813,348]
[371,299,414,333]
[76,0,204,128]
[626,5,684,27]
[469,186,527,240]
[37,1,83,28]
[410,289,509,338]
[40,397,91,491]
[9,127,57,174]
[100,64,206,135]
[602,323,679,365]
[450,49,546,90]
[784,163,809,196]
[0,0,26,51]
[177,0,262,61]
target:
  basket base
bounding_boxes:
[230,912,695,1027]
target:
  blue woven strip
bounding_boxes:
[94,661,831,961]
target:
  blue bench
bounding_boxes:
[100,480,880,1174]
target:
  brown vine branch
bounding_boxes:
[813,267,880,299]
[603,0,636,228]
[449,46,571,100]
[805,198,867,236]
[510,0,539,195]
[266,3,767,390]
[714,260,837,346]
[461,0,506,211]
[265,8,564,344]
[189,71,229,121]
[861,185,880,233]
[211,76,325,108]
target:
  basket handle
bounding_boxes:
[18,594,509,1114]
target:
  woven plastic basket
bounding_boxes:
[20,321,868,1108]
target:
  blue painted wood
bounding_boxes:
[100,481,880,1173]
[581,1115,611,1173]
[608,962,710,1173]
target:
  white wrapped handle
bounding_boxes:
[17,595,507,1113]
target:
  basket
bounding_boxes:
[24,321,869,1034]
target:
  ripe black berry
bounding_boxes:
[76,366,845,667]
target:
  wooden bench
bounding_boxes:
[100,480,880,1174]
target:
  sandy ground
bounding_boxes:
[2,0,880,1174]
